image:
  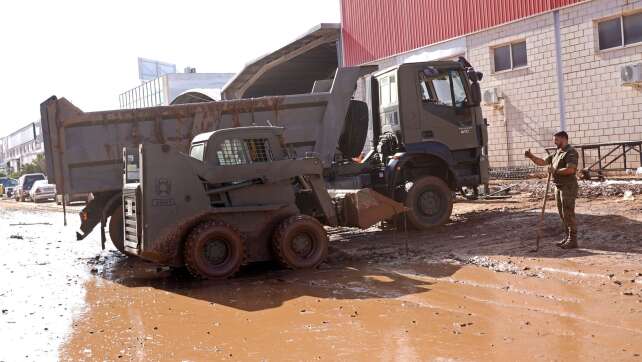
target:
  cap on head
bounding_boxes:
[554,131,568,140]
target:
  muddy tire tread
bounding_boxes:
[184,220,246,280]
[404,175,453,230]
[272,215,328,269]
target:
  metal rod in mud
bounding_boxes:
[62,194,67,226]
[532,173,552,252]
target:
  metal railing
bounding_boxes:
[546,141,642,180]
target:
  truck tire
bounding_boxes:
[404,176,453,230]
[184,220,245,279]
[338,100,369,158]
[108,205,126,254]
[272,215,328,269]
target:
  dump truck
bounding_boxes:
[41,58,488,274]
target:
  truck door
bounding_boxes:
[416,67,478,150]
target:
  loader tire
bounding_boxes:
[184,220,245,279]
[108,205,125,254]
[338,100,369,158]
[404,176,453,230]
[272,215,328,269]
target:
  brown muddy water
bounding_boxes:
[1,199,641,361]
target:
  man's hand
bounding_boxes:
[547,166,556,175]
[524,149,533,159]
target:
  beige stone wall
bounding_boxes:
[559,0,642,169]
[467,0,642,168]
[467,12,561,168]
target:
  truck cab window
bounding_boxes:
[189,143,205,161]
[378,74,398,107]
[450,71,467,106]
[419,70,467,107]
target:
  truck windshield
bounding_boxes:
[190,143,206,161]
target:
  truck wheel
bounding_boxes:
[272,215,328,269]
[404,176,453,230]
[108,205,126,254]
[184,220,245,279]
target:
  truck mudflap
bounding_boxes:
[331,188,408,229]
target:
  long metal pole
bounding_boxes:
[532,173,552,252]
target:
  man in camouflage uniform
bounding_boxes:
[525,131,579,249]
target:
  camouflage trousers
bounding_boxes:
[555,183,578,239]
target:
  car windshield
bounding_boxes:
[24,175,45,189]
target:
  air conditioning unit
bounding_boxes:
[483,88,503,109]
[184,66,197,74]
[621,63,642,86]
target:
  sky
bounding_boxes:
[0,0,340,137]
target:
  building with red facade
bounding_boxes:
[341,0,642,168]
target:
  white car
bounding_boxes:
[29,180,57,203]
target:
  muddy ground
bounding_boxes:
[1,182,641,361]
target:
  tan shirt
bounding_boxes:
[545,144,579,186]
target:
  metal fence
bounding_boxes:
[489,166,545,180]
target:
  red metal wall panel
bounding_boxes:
[341,0,581,65]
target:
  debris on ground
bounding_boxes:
[520,178,642,199]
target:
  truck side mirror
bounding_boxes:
[470,82,482,106]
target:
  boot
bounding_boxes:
[561,229,578,249]
[556,228,569,246]
[556,233,568,246]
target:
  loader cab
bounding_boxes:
[189,126,288,166]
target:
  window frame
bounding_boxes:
[419,69,469,108]
[596,11,642,51]
[491,40,528,73]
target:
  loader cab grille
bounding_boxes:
[123,186,141,253]
[216,138,272,166]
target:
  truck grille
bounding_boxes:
[123,187,140,252]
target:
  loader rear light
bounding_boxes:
[80,211,88,222]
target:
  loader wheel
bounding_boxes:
[184,220,245,279]
[272,215,328,269]
[404,176,453,230]
[109,205,126,254]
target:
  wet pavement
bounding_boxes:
[1,198,642,361]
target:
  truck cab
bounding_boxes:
[329,59,489,230]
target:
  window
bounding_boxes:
[215,138,272,165]
[598,12,642,50]
[217,139,247,166]
[378,73,398,107]
[419,69,467,107]
[189,143,205,161]
[492,41,528,72]
[244,138,271,163]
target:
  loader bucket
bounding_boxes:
[339,188,408,229]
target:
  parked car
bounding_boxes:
[3,178,18,198]
[56,192,93,205]
[29,180,56,203]
[14,173,46,202]
[0,177,17,197]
